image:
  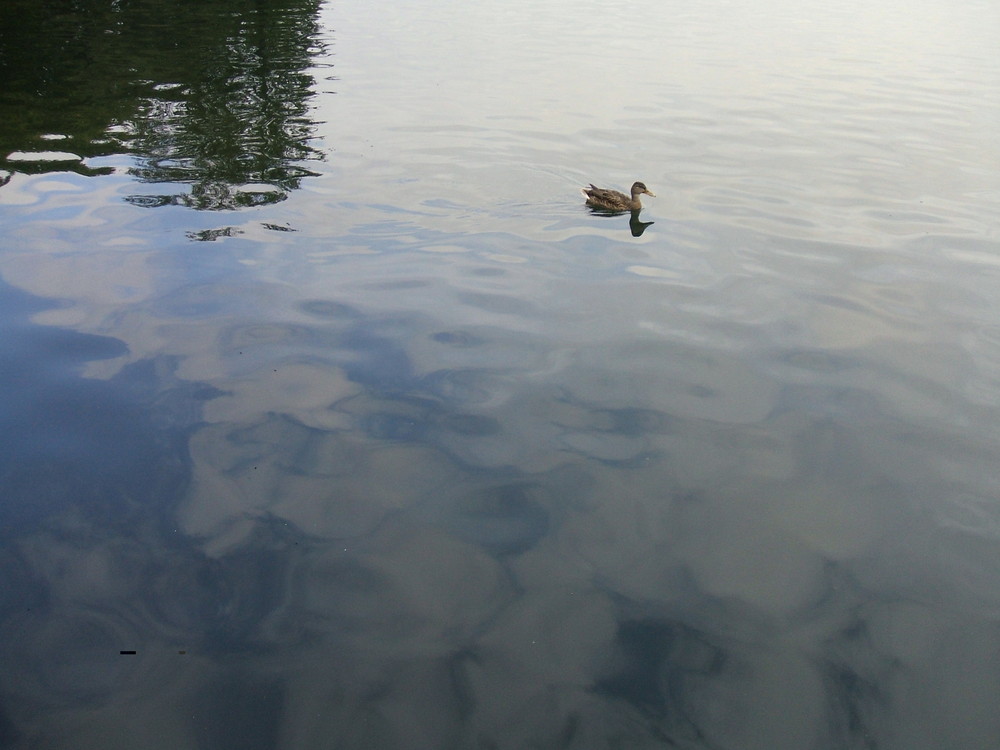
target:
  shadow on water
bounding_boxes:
[0,0,325,208]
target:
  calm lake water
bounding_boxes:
[2,0,1000,747]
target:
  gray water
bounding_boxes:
[1,0,999,747]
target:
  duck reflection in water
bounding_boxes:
[628,209,655,236]
[585,208,655,237]
[582,181,656,236]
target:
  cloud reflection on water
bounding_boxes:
[3,193,1000,746]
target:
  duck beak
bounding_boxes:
[644,190,656,197]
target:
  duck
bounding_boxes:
[582,181,656,211]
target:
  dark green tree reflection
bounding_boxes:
[0,0,325,208]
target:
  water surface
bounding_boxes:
[2,0,1000,748]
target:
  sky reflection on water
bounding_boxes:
[2,0,1000,748]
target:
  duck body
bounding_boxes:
[582,181,655,211]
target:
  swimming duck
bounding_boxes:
[582,181,656,211]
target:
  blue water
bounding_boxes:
[1,0,999,747]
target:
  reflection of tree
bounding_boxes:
[0,0,325,209]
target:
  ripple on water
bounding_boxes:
[296,299,363,320]
[430,482,551,557]
[0,609,144,706]
[221,322,318,351]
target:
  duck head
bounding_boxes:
[630,181,656,198]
